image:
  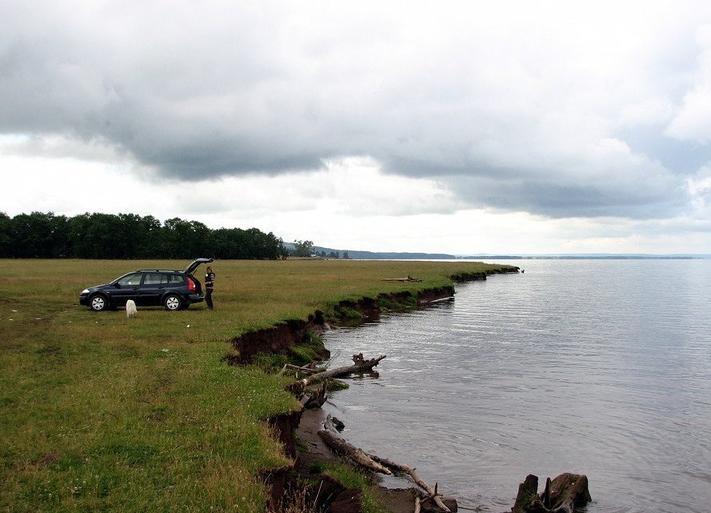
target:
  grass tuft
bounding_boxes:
[322,462,387,513]
[288,331,327,366]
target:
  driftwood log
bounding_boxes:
[512,473,591,513]
[279,363,324,377]
[368,454,452,513]
[301,354,386,387]
[318,430,392,475]
[382,276,422,282]
[318,429,452,513]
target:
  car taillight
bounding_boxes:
[187,277,197,292]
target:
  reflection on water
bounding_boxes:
[322,260,711,513]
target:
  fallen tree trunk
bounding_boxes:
[318,429,452,513]
[302,354,386,387]
[382,276,422,282]
[318,430,392,475]
[279,363,324,376]
[369,454,451,513]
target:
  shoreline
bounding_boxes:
[230,266,520,512]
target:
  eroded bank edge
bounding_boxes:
[229,266,520,512]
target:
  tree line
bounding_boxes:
[0,212,286,259]
[290,240,350,259]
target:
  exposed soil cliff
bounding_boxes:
[231,267,519,512]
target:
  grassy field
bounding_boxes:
[0,259,514,513]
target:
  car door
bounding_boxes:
[139,272,166,306]
[111,272,143,306]
[183,257,214,275]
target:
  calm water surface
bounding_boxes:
[322,260,711,513]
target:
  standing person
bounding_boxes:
[204,266,215,310]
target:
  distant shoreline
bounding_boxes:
[462,255,707,260]
[345,255,707,261]
[309,245,711,260]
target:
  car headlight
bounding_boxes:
[81,289,90,294]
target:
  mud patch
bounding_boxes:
[230,313,328,364]
[266,408,304,459]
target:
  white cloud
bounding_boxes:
[0,143,456,221]
[666,25,711,143]
[687,165,711,217]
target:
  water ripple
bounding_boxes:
[323,260,711,513]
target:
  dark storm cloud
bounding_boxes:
[446,174,687,219]
[1,0,709,219]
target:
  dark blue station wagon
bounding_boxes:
[79,258,213,311]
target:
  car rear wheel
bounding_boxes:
[163,294,182,311]
[90,294,108,312]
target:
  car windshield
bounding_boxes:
[117,273,142,286]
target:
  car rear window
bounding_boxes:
[168,274,185,284]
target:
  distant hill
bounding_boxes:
[312,246,456,260]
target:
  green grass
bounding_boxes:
[322,462,386,513]
[0,259,515,512]
[287,331,327,366]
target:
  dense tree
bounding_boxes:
[0,211,285,260]
[292,240,314,257]
[68,213,122,258]
[209,227,284,259]
[162,218,211,258]
[0,213,11,257]
[9,212,68,258]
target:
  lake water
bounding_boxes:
[321,260,711,513]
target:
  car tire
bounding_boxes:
[89,294,108,312]
[163,294,182,311]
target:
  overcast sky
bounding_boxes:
[3,0,711,253]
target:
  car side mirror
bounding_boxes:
[114,283,120,288]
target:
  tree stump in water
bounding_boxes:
[512,473,591,513]
[541,474,591,513]
[512,475,546,513]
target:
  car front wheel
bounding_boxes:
[90,294,108,312]
[163,294,182,311]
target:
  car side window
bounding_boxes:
[117,273,142,286]
[168,274,185,285]
[143,273,166,286]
